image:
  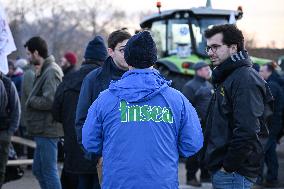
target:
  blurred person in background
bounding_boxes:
[60,51,77,76]
[52,35,108,189]
[258,64,284,188]
[182,61,213,187]
[0,71,21,189]
[24,36,63,189]
[7,60,23,97]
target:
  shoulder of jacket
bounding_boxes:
[94,89,118,109]
[85,67,102,81]
[164,87,186,103]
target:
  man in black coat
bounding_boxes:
[0,71,21,189]
[202,24,268,189]
[75,29,131,186]
[75,30,131,150]
[259,64,284,187]
[52,35,108,189]
[182,62,213,186]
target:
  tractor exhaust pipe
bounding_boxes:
[206,0,212,8]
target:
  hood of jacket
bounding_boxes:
[109,68,171,103]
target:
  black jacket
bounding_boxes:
[63,65,77,77]
[0,72,21,139]
[75,57,126,147]
[203,51,267,178]
[266,75,284,137]
[182,75,213,121]
[52,62,101,173]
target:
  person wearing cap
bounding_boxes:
[82,31,203,189]
[182,62,213,187]
[52,35,108,189]
[258,64,284,188]
[60,51,77,76]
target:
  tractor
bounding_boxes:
[140,0,271,90]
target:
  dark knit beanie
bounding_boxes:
[124,31,157,69]
[84,36,108,61]
[64,52,77,65]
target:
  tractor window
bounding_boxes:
[192,17,228,56]
[168,19,191,55]
[150,21,166,58]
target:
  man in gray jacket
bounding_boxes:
[0,71,21,188]
[24,36,63,189]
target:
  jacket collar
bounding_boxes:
[101,57,126,79]
[194,75,207,83]
[212,50,251,85]
[37,55,55,77]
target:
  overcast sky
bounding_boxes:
[2,0,284,48]
[111,0,284,48]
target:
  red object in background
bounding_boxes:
[156,1,161,8]
[156,1,162,14]
[182,62,191,69]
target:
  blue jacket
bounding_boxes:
[82,69,203,189]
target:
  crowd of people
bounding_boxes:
[0,24,284,189]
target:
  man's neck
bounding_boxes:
[113,60,128,71]
[128,66,153,70]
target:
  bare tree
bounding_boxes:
[244,32,257,49]
[5,0,127,62]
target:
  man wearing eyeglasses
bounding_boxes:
[75,29,131,188]
[202,24,268,189]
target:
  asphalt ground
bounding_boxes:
[3,140,284,189]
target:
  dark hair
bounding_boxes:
[107,30,131,50]
[24,36,48,58]
[204,24,244,51]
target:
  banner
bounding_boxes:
[0,2,16,74]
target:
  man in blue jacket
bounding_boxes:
[82,31,203,189]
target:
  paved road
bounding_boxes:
[3,141,284,189]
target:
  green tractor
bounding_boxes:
[140,0,270,90]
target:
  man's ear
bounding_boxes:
[33,50,39,58]
[107,48,114,57]
[230,44,238,54]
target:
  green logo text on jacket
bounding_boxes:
[119,100,173,123]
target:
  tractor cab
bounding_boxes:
[141,7,242,59]
[140,1,268,90]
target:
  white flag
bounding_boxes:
[0,2,16,74]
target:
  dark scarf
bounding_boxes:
[212,50,252,84]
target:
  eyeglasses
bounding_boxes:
[205,44,225,54]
